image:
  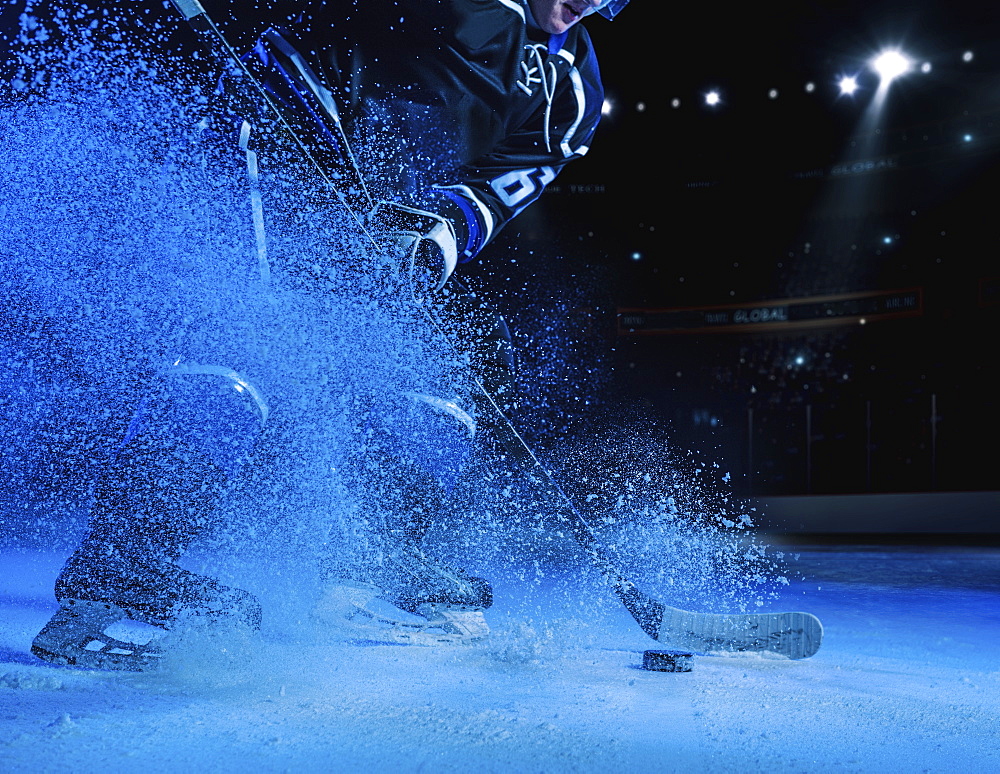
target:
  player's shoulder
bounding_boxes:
[439,0,530,50]
[558,23,602,91]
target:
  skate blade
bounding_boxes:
[416,603,491,640]
[313,583,489,646]
[658,607,823,660]
[344,604,489,646]
[31,598,167,672]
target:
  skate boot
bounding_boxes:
[51,542,262,629]
[381,544,492,613]
[320,420,491,644]
[314,546,492,646]
[31,441,261,671]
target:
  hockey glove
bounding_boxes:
[367,201,459,293]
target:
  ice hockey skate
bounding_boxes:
[32,437,262,672]
[31,547,262,672]
[314,545,492,646]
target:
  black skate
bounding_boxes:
[31,599,168,672]
[383,544,492,614]
[31,548,261,671]
[32,438,260,672]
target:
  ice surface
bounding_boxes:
[2,545,1000,773]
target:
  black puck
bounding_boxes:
[642,649,694,672]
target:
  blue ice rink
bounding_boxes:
[2,540,997,772]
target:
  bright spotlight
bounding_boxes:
[670,97,680,108]
[920,62,932,73]
[601,98,614,116]
[804,81,816,93]
[838,75,859,96]
[768,88,778,99]
[872,50,911,83]
[704,90,721,107]
[630,251,643,261]
[962,50,974,63]
[963,133,973,142]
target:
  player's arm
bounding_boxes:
[426,44,604,266]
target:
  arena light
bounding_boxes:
[871,50,911,84]
[838,75,859,96]
[704,90,721,107]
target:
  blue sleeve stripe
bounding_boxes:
[434,187,491,261]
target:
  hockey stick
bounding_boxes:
[168,0,372,217]
[162,0,823,659]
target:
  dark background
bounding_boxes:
[475,0,1000,499]
[3,1,998,502]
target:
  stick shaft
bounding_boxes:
[166,0,666,639]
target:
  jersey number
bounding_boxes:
[490,166,556,211]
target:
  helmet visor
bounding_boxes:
[595,0,629,20]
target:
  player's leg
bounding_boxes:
[314,282,514,640]
[32,365,268,668]
[335,389,492,613]
[377,279,517,611]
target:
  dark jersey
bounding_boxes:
[223,0,604,262]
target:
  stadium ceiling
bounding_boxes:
[593,0,1000,123]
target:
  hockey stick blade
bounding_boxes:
[659,607,824,660]
[484,414,824,658]
[163,1,823,658]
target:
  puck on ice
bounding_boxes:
[642,649,694,672]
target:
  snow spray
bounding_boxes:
[1,5,786,673]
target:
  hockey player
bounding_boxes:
[31,0,625,668]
